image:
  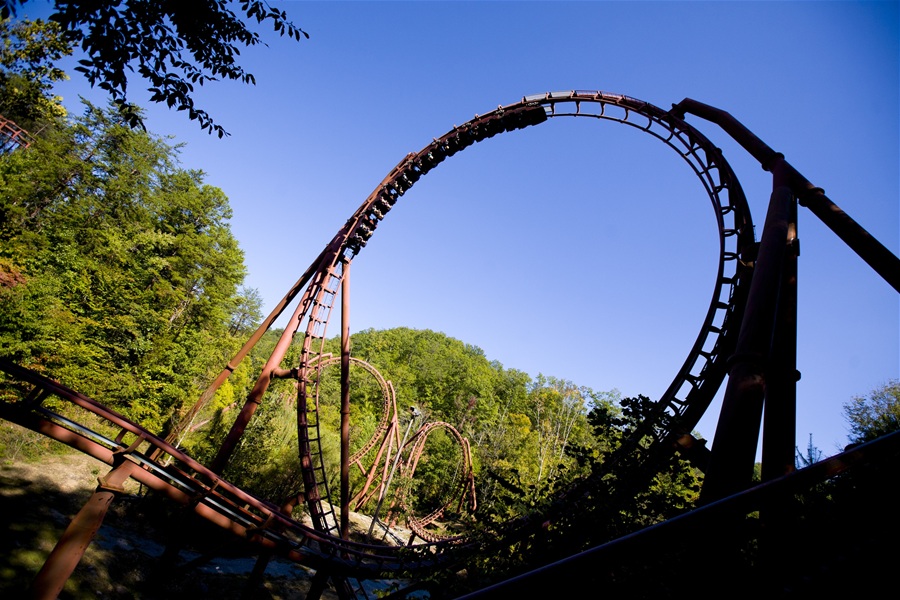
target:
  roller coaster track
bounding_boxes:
[285,91,754,537]
[308,355,395,467]
[4,89,898,596]
[0,359,466,579]
[394,421,476,544]
[0,114,33,153]
[1,90,755,584]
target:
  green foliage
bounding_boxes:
[528,375,595,484]
[227,286,263,337]
[0,99,249,433]
[843,379,900,444]
[401,427,461,515]
[221,381,306,503]
[0,418,52,461]
[346,328,606,521]
[3,1,308,136]
[177,329,280,459]
[563,394,702,539]
[0,16,70,129]
[351,327,498,429]
[458,394,702,592]
[197,327,614,530]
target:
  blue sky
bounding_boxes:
[29,1,900,457]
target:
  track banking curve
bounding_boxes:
[1,91,756,579]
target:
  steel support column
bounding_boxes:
[340,261,351,540]
[29,459,138,600]
[673,97,900,293]
[210,295,311,473]
[762,195,799,482]
[175,236,347,462]
[701,185,793,503]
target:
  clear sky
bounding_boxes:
[30,1,900,457]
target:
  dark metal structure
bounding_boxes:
[0,114,33,153]
[1,90,898,598]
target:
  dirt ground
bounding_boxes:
[0,426,420,599]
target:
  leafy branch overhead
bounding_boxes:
[2,1,308,137]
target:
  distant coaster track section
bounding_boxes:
[293,91,754,535]
[308,354,394,466]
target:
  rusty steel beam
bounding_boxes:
[0,114,33,152]
[351,396,400,511]
[762,198,799,482]
[340,261,351,540]
[701,185,793,503]
[210,243,343,474]
[0,360,461,576]
[674,96,898,500]
[0,396,437,577]
[29,459,139,600]
[172,233,345,451]
[673,97,900,293]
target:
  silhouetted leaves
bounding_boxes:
[2,1,308,136]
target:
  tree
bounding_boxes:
[0,100,249,432]
[843,379,900,444]
[1,1,308,136]
[227,286,263,336]
[528,375,592,486]
[795,433,823,468]
[0,16,70,130]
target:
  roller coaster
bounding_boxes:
[1,90,898,598]
[0,114,32,152]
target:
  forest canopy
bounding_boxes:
[0,88,260,434]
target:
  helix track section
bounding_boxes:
[395,421,476,544]
[0,359,470,579]
[308,355,395,467]
[289,91,754,536]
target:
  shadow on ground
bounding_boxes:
[0,447,334,599]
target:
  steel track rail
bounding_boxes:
[0,359,472,578]
[395,421,475,543]
[0,114,33,153]
[289,91,754,539]
[309,355,394,465]
[2,90,757,580]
